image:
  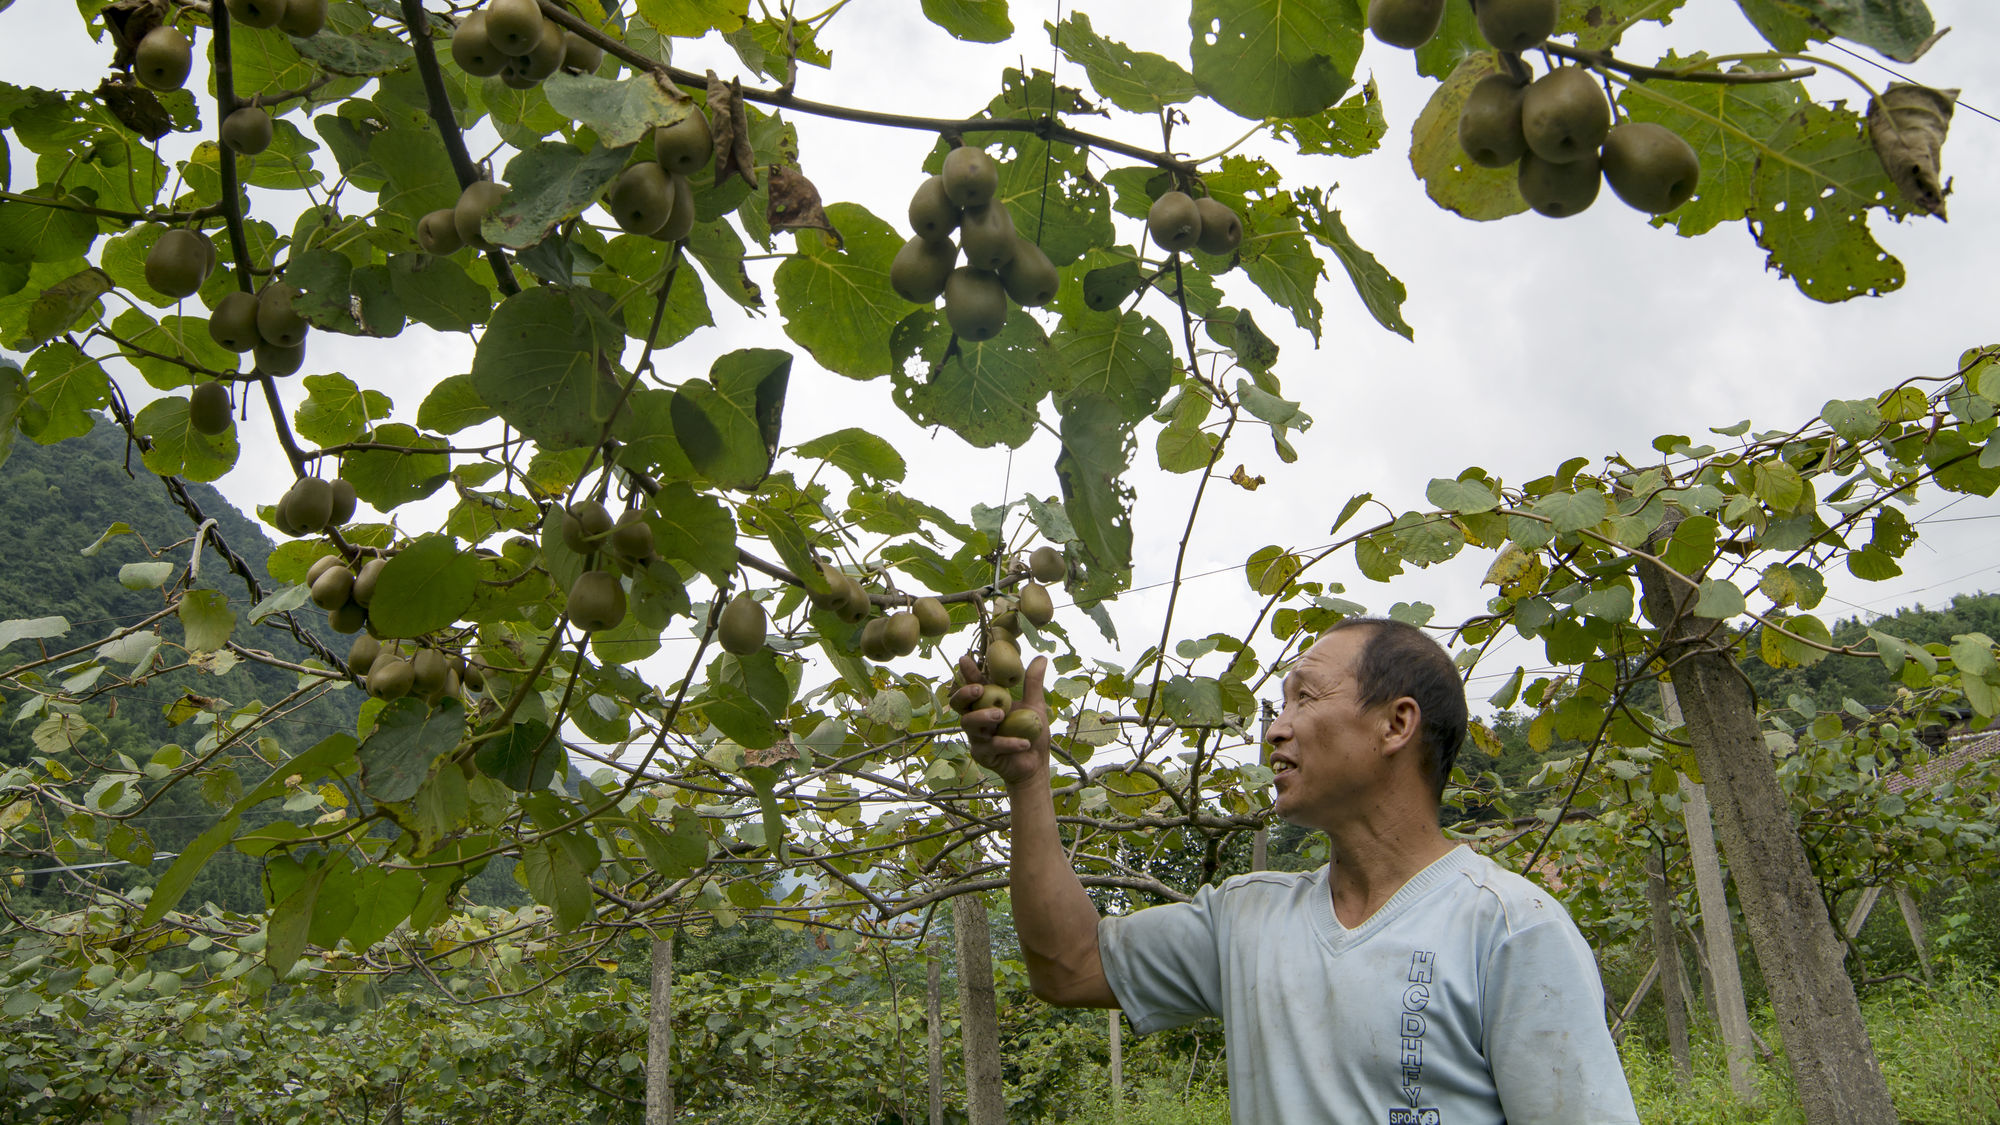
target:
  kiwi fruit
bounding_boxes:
[1147,191,1202,253]
[986,638,1025,691]
[351,557,386,607]
[306,554,345,585]
[610,163,676,235]
[1028,546,1067,583]
[908,175,962,243]
[990,608,1021,637]
[563,32,604,74]
[412,648,449,698]
[609,511,654,561]
[311,565,354,610]
[647,173,692,243]
[1458,74,1530,169]
[328,478,357,525]
[943,268,1007,342]
[284,478,335,533]
[997,708,1043,741]
[562,499,614,554]
[884,612,921,658]
[958,202,1018,272]
[328,601,367,634]
[509,18,566,83]
[1518,151,1602,218]
[1018,582,1054,627]
[146,230,212,299]
[207,291,261,352]
[717,594,767,655]
[418,209,464,255]
[812,562,871,623]
[135,27,193,92]
[254,339,306,377]
[220,107,273,156]
[568,569,627,632]
[278,0,327,37]
[484,0,544,55]
[225,0,282,28]
[913,596,951,638]
[1194,198,1243,256]
[1600,121,1701,214]
[1475,0,1559,52]
[454,181,508,253]
[1367,0,1446,49]
[860,617,892,662]
[972,684,1012,714]
[256,283,307,347]
[941,146,999,209]
[367,657,415,700]
[998,239,1059,307]
[1521,67,1610,164]
[189,382,233,436]
[462,661,486,691]
[653,111,714,176]
[451,12,507,78]
[890,236,958,304]
[347,633,381,676]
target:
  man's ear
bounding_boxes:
[1380,697,1423,758]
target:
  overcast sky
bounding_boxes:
[9,1,1998,713]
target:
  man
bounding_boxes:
[954,617,1639,1124]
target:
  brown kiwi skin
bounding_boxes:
[1600,122,1701,214]
[1521,67,1610,165]
[451,12,507,78]
[908,175,962,243]
[958,203,1018,272]
[943,268,1007,343]
[941,146,999,209]
[208,291,261,352]
[1475,0,1559,53]
[189,382,233,436]
[891,236,959,304]
[1367,0,1447,50]
[999,240,1060,307]
[1457,75,1530,169]
[1193,198,1243,256]
[1147,191,1202,253]
[654,111,714,176]
[1518,151,1602,218]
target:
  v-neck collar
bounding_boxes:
[1308,845,1478,955]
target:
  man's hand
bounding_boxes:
[952,651,1051,789]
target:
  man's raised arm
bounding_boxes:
[952,653,1118,1008]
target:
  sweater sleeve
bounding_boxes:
[1096,885,1227,1036]
[1479,914,1642,1125]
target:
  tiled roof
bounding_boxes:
[1885,731,2000,794]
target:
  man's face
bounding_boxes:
[1266,630,1395,832]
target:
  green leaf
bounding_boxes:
[230,22,318,100]
[1331,493,1372,535]
[486,141,636,250]
[1693,579,1748,619]
[1760,612,1832,669]
[632,806,708,880]
[139,813,240,925]
[178,589,234,653]
[636,0,748,36]
[1053,309,1173,424]
[772,203,902,379]
[295,373,390,447]
[1298,192,1411,339]
[1823,397,1883,441]
[345,866,424,951]
[1273,79,1388,157]
[700,680,781,749]
[1413,0,1485,78]
[648,482,738,586]
[118,562,176,590]
[1188,0,1362,119]
[293,25,414,74]
[341,423,449,510]
[1056,397,1135,599]
[472,287,624,450]
[523,837,594,931]
[388,253,490,333]
[368,113,461,230]
[358,698,466,803]
[1426,477,1499,514]
[1949,633,1998,679]
[921,0,1012,41]
[671,347,791,490]
[0,193,97,265]
[417,373,496,434]
[134,397,240,483]
[1489,667,1526,709]
[1533,489,1611,534]
[1754,459,1806,511]
[21,342,110,444]
[475,721,561,793]
[892,309,1061,449]
[1846,546,1903,581]
[960,75,1117,267]
[794,428,906,485]
[1410,54,1528,221]
[368,534,478,638]
[1755,0,1937,62]
[1050,12,1195,113]
[542,72,694,148]
[1156,414,1218,473]
[0,615,68,653]
[1245,545,1302,595]
[248,583,312,624]
[21,267,111,348]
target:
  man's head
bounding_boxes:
[1266,619,1467,828]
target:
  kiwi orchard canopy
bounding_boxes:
[0,0,1989,1122]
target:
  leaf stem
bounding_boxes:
[1544,42,1816,85]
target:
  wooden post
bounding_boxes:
[1665,679,1759,1104]
[646,933,674,1125]
[1109,1008,1124,1119]
[928,946,945,1125]
[1645,844,1693,1082]
[953,894,1006,1125]
[1893,885,1933,982]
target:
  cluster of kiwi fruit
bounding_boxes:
[348,634,487,704]
[559,499,659,633]
[1368,0,1702,218]
[274,476,359,539]
[222,0,328,38]
[449,0,605,91]
[207,281,311,376]
[802,560,943,662]
[891,145,1059,342]
[303,550,382,635]
[947,545,1068,742]
[605,108,712,241]
[1144,190,1243,258]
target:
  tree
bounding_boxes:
[0,1,1976,1122]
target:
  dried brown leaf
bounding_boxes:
[103,0,170,70]
[706,70,758,190]
[1868,82,1957,219]
[97,77,175,141]
[765,164,837,244]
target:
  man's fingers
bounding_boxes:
[1022,655,1050,711]
[957,652,984,685]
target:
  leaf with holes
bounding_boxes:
[1189,0,1362,119]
